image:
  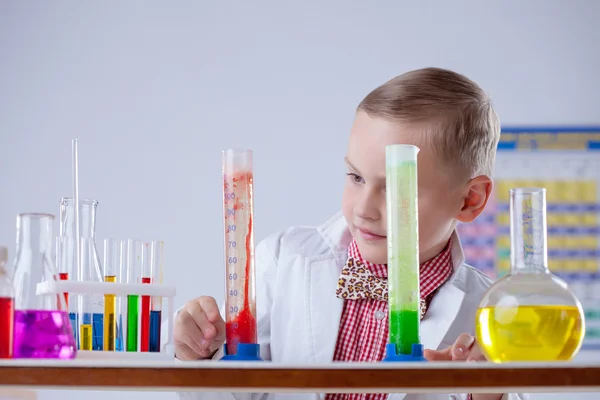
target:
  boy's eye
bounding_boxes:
[346,173,364,184]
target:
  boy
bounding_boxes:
[172,68,528,400]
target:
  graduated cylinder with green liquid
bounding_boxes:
[383,144,426,362]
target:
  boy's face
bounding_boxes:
[342,111,486,265]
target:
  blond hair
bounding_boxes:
[358,67,500,178]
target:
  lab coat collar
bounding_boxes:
[309,211,468,364]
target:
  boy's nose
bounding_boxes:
[354,192,380,221]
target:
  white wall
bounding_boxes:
[1,1,599,399]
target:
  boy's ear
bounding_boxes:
[455,175,493,223]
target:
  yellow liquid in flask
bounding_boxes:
[476,305,584,362]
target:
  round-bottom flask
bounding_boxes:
[475,188,585,362]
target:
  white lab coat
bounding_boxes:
[176,212,528,400]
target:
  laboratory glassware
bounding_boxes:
[60,197,104,351]
[221,148,261,360]
[149,240,164,352]
[56,236,79,344]
[140,242,152,352]
[55,236,70,307]
[475,188,586,362]
[126,239,143,352]
[116,240,127,351]
[12,213,76,359]
[383,144,425,362]
[0,246,14,358]
[103,238,120,351]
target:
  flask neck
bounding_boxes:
[59,198,98,238]
[509,188,551,275]
[15,213,55,258]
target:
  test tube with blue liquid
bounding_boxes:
[149,241,164,352]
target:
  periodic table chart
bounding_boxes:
[456,127,600,350]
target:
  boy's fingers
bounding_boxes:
[452,333,475,360]
[181,331,209,357]
[199,296,222,323]
[175,342,200,361]
[466,343,486,362]
[213,317,227,344]
[178,310,208,346]
[423,348,452,361]
[188,300,217,340]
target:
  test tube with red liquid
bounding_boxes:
[221,149,261,361]
[140,243,152,352]
[55,237,70,307]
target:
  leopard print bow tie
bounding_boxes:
[335,257,427,319]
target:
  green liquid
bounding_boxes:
[389,309,420,355]
[127,294,139,352]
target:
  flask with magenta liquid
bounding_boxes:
[12,213,77,359]
[382,144,426,362]
[0,246,14,358]
[221,149,262,361]
[475,188,586,362]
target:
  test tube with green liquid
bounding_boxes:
[126,239,142,352]
[383,144,425,361]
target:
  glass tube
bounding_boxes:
[140,242,152,352]
[510,188,550,274]
[103,239,119,351]
[126,239,142,352]
[222,149,258,355]
[116,240,128,351]
[149,241,164,352]
[386,144,421,356]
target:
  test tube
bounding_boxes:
[140,243,152,352]
[55,236,70,307]
[103,239,119,351]
[126,239,142,352]
[385,144,421,357]
[149,241,164,352]
[222,149,258,356]
[116,240,128,351]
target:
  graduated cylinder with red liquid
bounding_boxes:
[221,149,261,361]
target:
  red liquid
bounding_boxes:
[226,306,257,355]
[0,297,14,358]
[141,276,151,352]
[223,171,257,355]
[59,272,68,307]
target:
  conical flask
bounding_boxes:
[59,197,104,351]
[475,188,586,362]
[12,213,77,359]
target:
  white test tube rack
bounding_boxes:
[36,280,176,360]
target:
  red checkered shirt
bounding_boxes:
[325,238,455,400]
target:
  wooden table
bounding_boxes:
[0,360,599,394]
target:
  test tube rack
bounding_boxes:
[36,280,176,360]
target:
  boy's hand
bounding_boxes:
[173,296,226,360]
[423,333,503,400]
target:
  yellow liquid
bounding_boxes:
[476,305,584,362]
[104,275,117,351]
[80,324,93,350]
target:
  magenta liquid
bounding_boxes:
[13,310,77,359]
